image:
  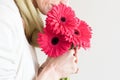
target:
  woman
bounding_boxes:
[0,0,79,80]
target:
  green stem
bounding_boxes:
[60,77,70,80]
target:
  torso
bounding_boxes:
[0,0,39,80]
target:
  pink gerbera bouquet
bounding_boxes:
[37,3,92,57]
[37,3,92,80]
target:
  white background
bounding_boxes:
[36,0,120,80]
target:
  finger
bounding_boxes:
[75,52,78,63]
[71,62,78,74]
[73,55,77,63]
[75,68,79,74]
[73,62,79,74]
[73,48,78,63]
[69,49,75,56]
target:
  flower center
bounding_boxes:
[51,37,59,45]
[74,30,80,35]
[61,17,66,22]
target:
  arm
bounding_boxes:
[0,17,17,80]
[0,2,20,79]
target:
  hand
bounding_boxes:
[39,48,79,78]
[53,48,79,78]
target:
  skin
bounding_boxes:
[37,49,78,80]
[35,0,69,14]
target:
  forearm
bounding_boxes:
[36,64,60,80]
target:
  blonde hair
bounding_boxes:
[14,0,44,47]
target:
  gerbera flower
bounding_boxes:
[65,18,92,49]
[79,20,92,49]
[46,3,77,35]
[37,27,71,57]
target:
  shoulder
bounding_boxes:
[0,0,22,26]
[0,0,23,53]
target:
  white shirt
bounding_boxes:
[0,0,39,80]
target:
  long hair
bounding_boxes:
[14,0,44,47]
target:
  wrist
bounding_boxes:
[37,63,60,80]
